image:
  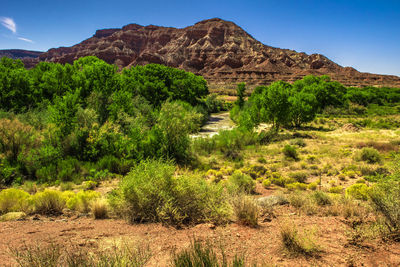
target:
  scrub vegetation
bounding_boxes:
[1,56,400,266]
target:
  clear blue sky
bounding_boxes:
[1,0,399,76]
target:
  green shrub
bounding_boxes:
[289,171,308,183]
[227,171,256,194]
[329,186,343,194]
[0,188,30,214]
[59,182,74,191]
[262,179,271,188]
[308,182,318,191]
[345,184,369,201]
[286,182,308,191]
[280,222,320,257]
[356,147,382,164]
[257,157,267,164]
[67,190,100,213]
[172,239,245,267]
[283,144,299,161]
[290,138,306,147]
[312,191,331,206]
[368,181,400,239]
[32,189,66,215]
[111,160,230,227]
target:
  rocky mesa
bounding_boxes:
[22,18,400,88]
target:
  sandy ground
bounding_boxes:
[1,205,400,266]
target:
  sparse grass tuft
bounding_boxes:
[91,198,108,219]
[232,195,258,227]
[280,222,320,257]
[172,238,245,267]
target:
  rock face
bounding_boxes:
[21,18,400,88]
[0,49,43,59]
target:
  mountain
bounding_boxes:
[13,18,400,88]
[0,49,43,59]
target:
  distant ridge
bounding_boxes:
[0,49,43,59]
[7,18,400,88]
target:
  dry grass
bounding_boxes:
[91,198,109,219]
[279,222,321,257]
[232,195,259,227]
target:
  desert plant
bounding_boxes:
[67,190,100,213]
[227,171,256,194]
[289,171,308,183]
[262,179,271,188]
[232,195,258,227]
[280,222,320,257]
[11,242,62,267]
[329,186,343,194]
[0,188,30,214]
[283,144,299,161]
[356,147,382,164]
[346,183,370,200]
[32,189,66,215]
[171,238,245,267]
[368,181,400,240]
[91,198,108,219]
[111,159,230,227]
[11,241,151,267]
[312,191,331,206]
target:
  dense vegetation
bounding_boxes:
[0,56,211,186]
[2,55,400,265]
[231,75,400,130]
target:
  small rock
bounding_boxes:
[32,215,41,221]
[257,195,288,207]
[0,212,27,222]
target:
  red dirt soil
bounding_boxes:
[1,207,400,266]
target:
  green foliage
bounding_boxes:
[356,147,382,164]
[111,160,230,227]
[247,81,292,129]
[345,183,369,200]
[288,91,318,127]
[66,190,100,213]
[204,93,226,113]
[329,186,343,194]
[156,101,203,163]
[227,171,256,194]
[280,222,320,257]
[293,75,346,111]
[283,144,299,161]
[312,191,331,206]
[32,189,66,215]
[0,188,30,214]
[368,181,400,239]
[262,179,271,188]
[288,171,308,183]
[172,239,245,267]
[235,82,246,108]
[0,57,210,184]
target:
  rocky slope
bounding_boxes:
[22,18,400,88]
[0,49,43,59]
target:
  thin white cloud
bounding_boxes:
[18,37,34,43]
[0,17,16,33]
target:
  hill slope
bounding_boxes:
[21,18,400,88]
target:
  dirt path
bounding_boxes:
[191,112,235,138]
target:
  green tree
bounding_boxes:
[288,91,318,127]
[235,82,246,108]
